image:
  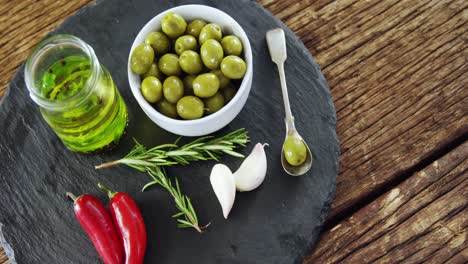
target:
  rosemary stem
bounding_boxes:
[193,224,202,233]
[95,160,120,170]
[185,212,202,233]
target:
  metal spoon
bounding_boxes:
[266,28,313,176]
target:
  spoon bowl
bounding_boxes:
[280,130,313,176]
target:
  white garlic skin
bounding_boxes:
[210,164,236,219]
[233,143,268,192]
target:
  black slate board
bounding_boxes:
[0,0,339,263]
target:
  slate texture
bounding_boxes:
[0,0,339,263]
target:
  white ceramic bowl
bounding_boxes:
[128,5,253,136]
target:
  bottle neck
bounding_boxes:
[25,35,101,111]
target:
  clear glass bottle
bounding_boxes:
[25,35,128,153]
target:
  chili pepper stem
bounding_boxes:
[97,182,118,199]
[66,192,78,203]
[95,160,120,170]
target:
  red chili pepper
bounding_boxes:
[98,183,147,264]
[66,192,124,264]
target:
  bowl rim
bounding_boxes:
[128,4,253,125]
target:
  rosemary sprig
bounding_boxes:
[95,128,249,232]
[142,167,208,232]
[95,128,249,170]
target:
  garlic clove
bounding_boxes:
[233,143,268,192]
[210,164,236,219]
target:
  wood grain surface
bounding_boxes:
[0,0,467,263]
[308,141,468,263]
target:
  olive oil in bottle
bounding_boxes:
[25,35,127,153]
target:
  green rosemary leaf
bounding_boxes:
[222,149,245,158]
[218,140,234,145]
[166,150,200,156]
[177,219,195,227]
[201,145,233,151]
[142,180,159,191]
[150,143,179,150]
[177,223,192,229]
[203,149,219,161]
[147,157,170,162]
[173,136,182,146]
[118,158,155,167]
[172,211,185,218]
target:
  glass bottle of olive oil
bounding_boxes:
[25,35,127,153]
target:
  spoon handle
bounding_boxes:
[277,63,295,130]
[266,28,295,130]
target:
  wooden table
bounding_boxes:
[1,0,466,263]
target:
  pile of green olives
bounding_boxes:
[130,12,247,120]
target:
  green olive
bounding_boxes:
[163,76,184,103]
[141,76,162,103]
[144,32,171,55]
[183,75,196,95]
[283,136,307,166]
[179,50,203,75]
[221,35,243,56]
[193,73,220,98]
[200,39,224,70]
[177,96,204,120]
[161,12,187,39]
[158,53,182,76]
[186,19,207,38]
[142,62,163,80]
[174,35,198,55]
[220,55,246,79]
[204,92,225,114]
[130,44,154,74]
[222,84,237,103]
[157,99,178,119]
[199,23,222,45]
[211,69,230,88]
